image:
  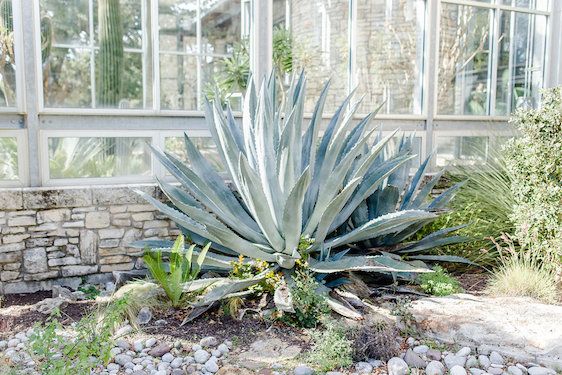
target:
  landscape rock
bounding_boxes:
[355,361,373,373]
[33,297,67,314]
[410,294,562,368]
[527,367,556,375]
[425,360,446,375]
[450,365,468,375]
[404,348,426,368]
[444,354,467,369]
[293,364,314,375]
[387,357,409,375]
[136,307,152,325]
[508,365,524,375]
[194,349,211,364]
[478,355,491,369]
[148,343,171,357]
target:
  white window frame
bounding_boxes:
[435,0,551,120]
[39,129,157,186]
[0,129,28,187]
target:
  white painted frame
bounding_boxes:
[0,129,28,187]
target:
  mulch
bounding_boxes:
[456,272,490,294]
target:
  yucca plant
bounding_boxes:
[134,72,465,317]
[143,234,210,307]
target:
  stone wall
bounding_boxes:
[0,184,178,294]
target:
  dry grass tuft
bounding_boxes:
[486,236,559,304]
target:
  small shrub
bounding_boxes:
[487,235,559,304]
[29,298,129,375]
[143,234,210,307]
[281,266,330,328]
[504,87,562,264]
[229,256,282,295]
[351,320,400,361]
[418,266,463,296]
[309,320,353,372]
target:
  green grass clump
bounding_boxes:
[486,236,559,304]
[418,266,463,296]
[309,321,353,372]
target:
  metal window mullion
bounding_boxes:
[440,0,550,16]
[196,0,202,110]
[22,0,41,186]
[489,8,500,115]
[506,10,515,113]
[89,0,96,109]
[152,0,161,111]
[250,0,272,86]
[348,0,356,98]
[425,0,440,170]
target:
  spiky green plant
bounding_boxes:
[134,73,466,318]
[143,234,210,307]
[334,134,471,267]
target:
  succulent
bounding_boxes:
[134,72,466,317]
[333,134,471,266]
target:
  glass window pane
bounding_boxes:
[48,137,151,179]
[165,136,224,172]
[41,0,149,109]
[40,0,90,46]
[201,0,241,55]
[0,137,18,180]
[500,0,549,11]
[495,11,546,115]
[354,0,424,115]
[43,48,92,108]
[158,0,197,53]
[436,136,489,167]
[438,4,492,115]
[0,0,17,108]
[289,0,349,113]
[160,53,198,110]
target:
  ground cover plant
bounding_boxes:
[417,265,463,296]
[134,72,470,319]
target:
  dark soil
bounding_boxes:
[144,307,309,348]
[1,291,52,308]
[456,272,489,294]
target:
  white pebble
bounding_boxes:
[457,347,471,357]
[450,365,468,375]
[162,353,174,363]
[145,338,157,348]
[205,359,219,373]
[194,349,210,364]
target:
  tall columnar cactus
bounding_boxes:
[97,0,124,107]
[0,0,13,31]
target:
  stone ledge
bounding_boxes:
[0,183,164,210]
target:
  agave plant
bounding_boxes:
[333,134,470,267]
[134,72,464,317]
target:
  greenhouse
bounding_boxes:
[0,1,561,374]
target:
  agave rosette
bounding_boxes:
[133,73,465,316]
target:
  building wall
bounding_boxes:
[0,184,178,294]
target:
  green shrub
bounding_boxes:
[418,266,463,296]
[143,234,210,307]
[281,267,330,328]
[309,320,353,372]
[29,298,129,375]
[487,235,558,304]
[503,87,562,265]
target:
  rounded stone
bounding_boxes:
[478,355,491,369]
[145,338,157,348]
[200,336,218,347]
[387,357,409,375]
[217,343,229,354]
[528,367,556,375]
[425,360,445,375]
[294,364,314,375]
[444,354,467,369]
[205,359,219,373]
[114,354,133,366]
[194,349,211,364]
[466,355,479,368]
[162,353,174,363]
[133,340,144,352]
[413,345,429,354]
[508,365,524,375]
[450,365,468,375]
[489,351,504,365]
[456,347,471,357]
[106,363,120,372]
[355,361,373,374]
[170,357,183,368]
